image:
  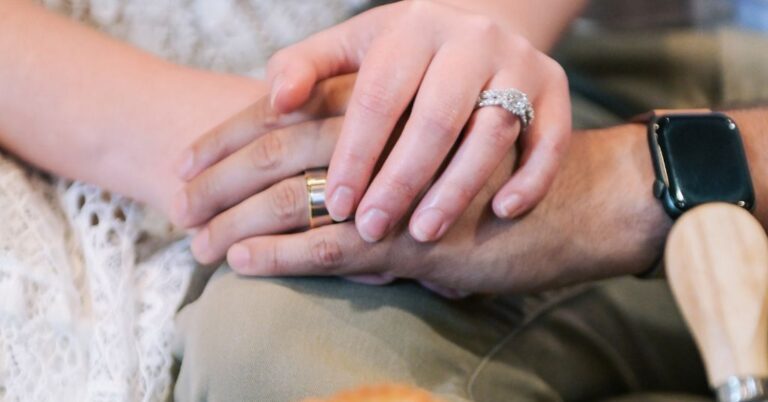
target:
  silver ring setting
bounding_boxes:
[476,88,535,131]
[305,168,334,228]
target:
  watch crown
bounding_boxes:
[737,200,747,207]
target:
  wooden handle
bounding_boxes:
[666,203,768,387]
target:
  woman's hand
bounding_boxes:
[260,1,571,243]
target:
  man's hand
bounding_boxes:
[178,110,671,293]
[224,123,669,293]
[170,75,355,232]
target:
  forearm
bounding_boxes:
[0,0,266,213]
[556,107,768,280]
[433,0,588,51]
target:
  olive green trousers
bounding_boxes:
[172,29,768,402]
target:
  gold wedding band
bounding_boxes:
[305,168,334,228]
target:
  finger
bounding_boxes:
[353,43,493,242]
[176,75,354,181]
[266,5,396,112]
[190,176,309,264]
[492,61,571,218]
[226,223,388,277]
[171,118,340,228]
[323,32,436,222]
[408,70,528,242]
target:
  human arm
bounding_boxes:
[0,0,267,214]
[188,107,768,293]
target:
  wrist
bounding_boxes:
[562,123,672,278]
[132,68,267,215]
[580,107,767,277]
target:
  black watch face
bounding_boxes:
[654,114,754,212]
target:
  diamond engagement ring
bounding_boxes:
[476,88,535,131]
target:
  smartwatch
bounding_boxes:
[646,110,755,219]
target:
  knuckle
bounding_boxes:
[467,14,499,38]
[187,178,217,219]
[354,81,397,119]
[484,113,517,147]
[441,183,476,208]
[417,104,463,139]
[406,0,433,17]
[249,133,284,170]
[509,34,534,56]
[487,119,517,149]
[269,181,302,222]
[250,98,278,129]
[193,134,222,166]
[308,234,344,270]
[455,184,477,205]
[257,242,281,275]
[382,174,419,201]
[333,150,378,184]
[489,127,515,149]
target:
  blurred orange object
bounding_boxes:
[301,384,443,402]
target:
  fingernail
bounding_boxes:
[411,208,447,242]
[171,191,188,225]
[228,244,251,270]
[190,228,210,262]
[328,186,354,221]
[270,74,285,109]
[357,208,390,243]
[497,194,523,218]
[174,149,195,180]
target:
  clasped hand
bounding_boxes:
[169,0,577,294]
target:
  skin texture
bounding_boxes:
[177,92,673,293]
[177,85,768,293]
[0,0,266,214]
[2,1,767,294]
[251,0,577,244]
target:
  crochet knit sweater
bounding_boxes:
[0,1,365,401]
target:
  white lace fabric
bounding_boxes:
[0,1,365,401]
